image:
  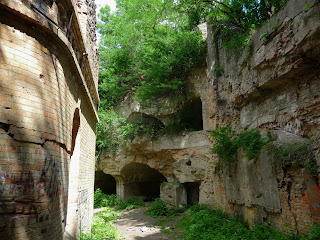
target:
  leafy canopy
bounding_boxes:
[97,0,205,109]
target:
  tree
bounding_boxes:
[97,0,205,109]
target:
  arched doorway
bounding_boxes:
[94,171,116,195]
[121,163,167,201]
[65,108,80,238]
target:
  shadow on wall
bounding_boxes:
[0,14,82,238]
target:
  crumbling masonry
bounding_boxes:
[0,0,99,239]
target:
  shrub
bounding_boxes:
[267,141,318,178]
[145,198,187,217]
[116,196,145,210]
[211,127,270,164]
[94,189,122,209]
[178,204,303,240]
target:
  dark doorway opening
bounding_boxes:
[180,98,203,131]
[94,170,116,195]
[121,163,167,201]
[184,182,200,205]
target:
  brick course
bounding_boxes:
[0,0,98,239]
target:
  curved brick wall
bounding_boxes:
[0,1,98,239]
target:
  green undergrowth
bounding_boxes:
[178,204,320,240]
[79,208,121,240]
[145,198,188,217]
[94,189,145,210]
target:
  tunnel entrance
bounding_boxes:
[121,163,167,201]
[94,170,116,195]
[184,182,200,206]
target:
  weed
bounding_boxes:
[79,208,121,240]
[94,189,122,208]
[178,204,318,240]
[145,198,187,217]
[267,141,318,177]
[211,127,270,164]
[116,196,145,210]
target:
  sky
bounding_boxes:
[95,0,116,43]
[96,0,117,15]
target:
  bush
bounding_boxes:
[116,196,145,210]
[94,189,122,208]
[178,205,301,240]
[211,127,270,164]
[145,198,187,217]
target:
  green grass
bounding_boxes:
[79,208,121,240]
[178,204,320,240]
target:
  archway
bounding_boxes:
[121,163,167,201]
[94,171,116,195]
[65,108,80,238]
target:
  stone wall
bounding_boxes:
[204,0,320,233]
[0,0,99,239]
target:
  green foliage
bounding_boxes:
[211,127,239,164]
[116,196,145,210]
[94,189,122,208]
[308,223,320,240]
[79,209,121,240]
[145,198,187,217]
[238,129,270,160]
[175,0,287,53]
[98,0,205,108]
[96,109,158,154]
[267,141,318,177]
[178,204,319,240]
[94,189,145,210]
[211,127,271,164]
[96,109,127,153]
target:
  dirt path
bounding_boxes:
[112,207,171,240]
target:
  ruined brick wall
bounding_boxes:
[0,0,99,239]
[204,0,320,233]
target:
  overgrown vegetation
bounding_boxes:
[79,208,121,240]
[267,141,318,178]
[94,189,145,210]
[98,0,205,109]
[98,0,287,110]
[96,109,157,154]
[211,127,271,164]
[145,198,187,217]
[178,204,320,240]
